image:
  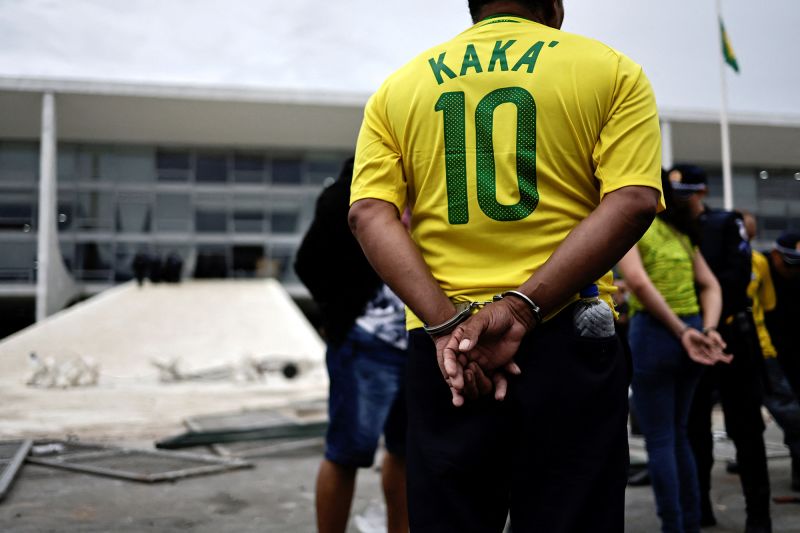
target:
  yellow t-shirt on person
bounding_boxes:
[351,15,664,329]
[628,218,700,317]
[748,250,778,358]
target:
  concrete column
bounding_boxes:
[36,92,77,321]
[661,119,674,171]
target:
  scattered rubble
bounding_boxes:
[26,352,100,389]
[151,356,303,384]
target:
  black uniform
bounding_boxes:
[765,257,800,399]
[687,207,771,528]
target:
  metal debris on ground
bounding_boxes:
[774,496,800,505]
[26,439,251,483]
[0,440,33,502]
[156,402,327,454]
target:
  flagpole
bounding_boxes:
[716,0,734,210]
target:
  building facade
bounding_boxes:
[1,77,799,334]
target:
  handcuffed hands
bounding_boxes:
[681,327,732,366]
[434,298,534,407]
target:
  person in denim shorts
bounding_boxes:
[295,158,408,533]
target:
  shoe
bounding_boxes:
[744,516,772,533]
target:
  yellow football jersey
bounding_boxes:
[352,15,663,329]
[749,250,777,358]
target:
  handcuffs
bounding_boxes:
[423,290,542,336]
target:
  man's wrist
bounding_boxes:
[495,291,540,331]
[423,301,474,336]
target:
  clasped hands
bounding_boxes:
[680,326,732,366]
[433,297,536,407]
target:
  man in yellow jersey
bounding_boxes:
[349,1,668,530]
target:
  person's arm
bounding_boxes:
[449,185,659,371]
[691,250,730,360]
[616,244,729,366]
[348,198,456,328]
[349,197,511,406]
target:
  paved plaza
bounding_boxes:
[1,425,798,532]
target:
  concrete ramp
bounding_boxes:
[0,280,328,440]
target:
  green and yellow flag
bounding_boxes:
[720,18,740,73]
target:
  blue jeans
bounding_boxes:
[629,312,704,533]
[325,324,407,468]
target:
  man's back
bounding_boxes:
[347,4,663,532]
[352,15,661,326]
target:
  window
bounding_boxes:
[58,144,78,183]
[270,211,299,234]
[0,142,38,184]
[307,158,343,185]
[114,243,140,282]
[75,242,113,281]
[272,158,302,184]
[196,153,228,183]
[195,209,227,232]
[233,153,265,183]
[60,241,75,273]
[194,245,229,278]
[157,150,191,182]
[0,189,36,231]
[233,211,264,233]
[155,194,191,232]
[77,191,115,231]
[0,241,36,281]
[195,193,228,233]
[57,190,76,231]
[232,194,265,233]
[74,147,112,182]
[116,192,152,233]
[100,146,155,183]
[757,172,788,199]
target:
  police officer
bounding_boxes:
[671,164,772,533]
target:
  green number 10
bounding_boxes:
[435,87,539,224]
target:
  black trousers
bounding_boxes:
[405,309,630,533]
[778,350,800,405]
[687,314,771,521]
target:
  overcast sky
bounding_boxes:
[0,0,797,117]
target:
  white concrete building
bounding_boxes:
[0,74,799,334]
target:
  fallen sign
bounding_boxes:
[156,403,327,451]
[184,404,327,458]
[26,440,251,483]
[0,440,33,503]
